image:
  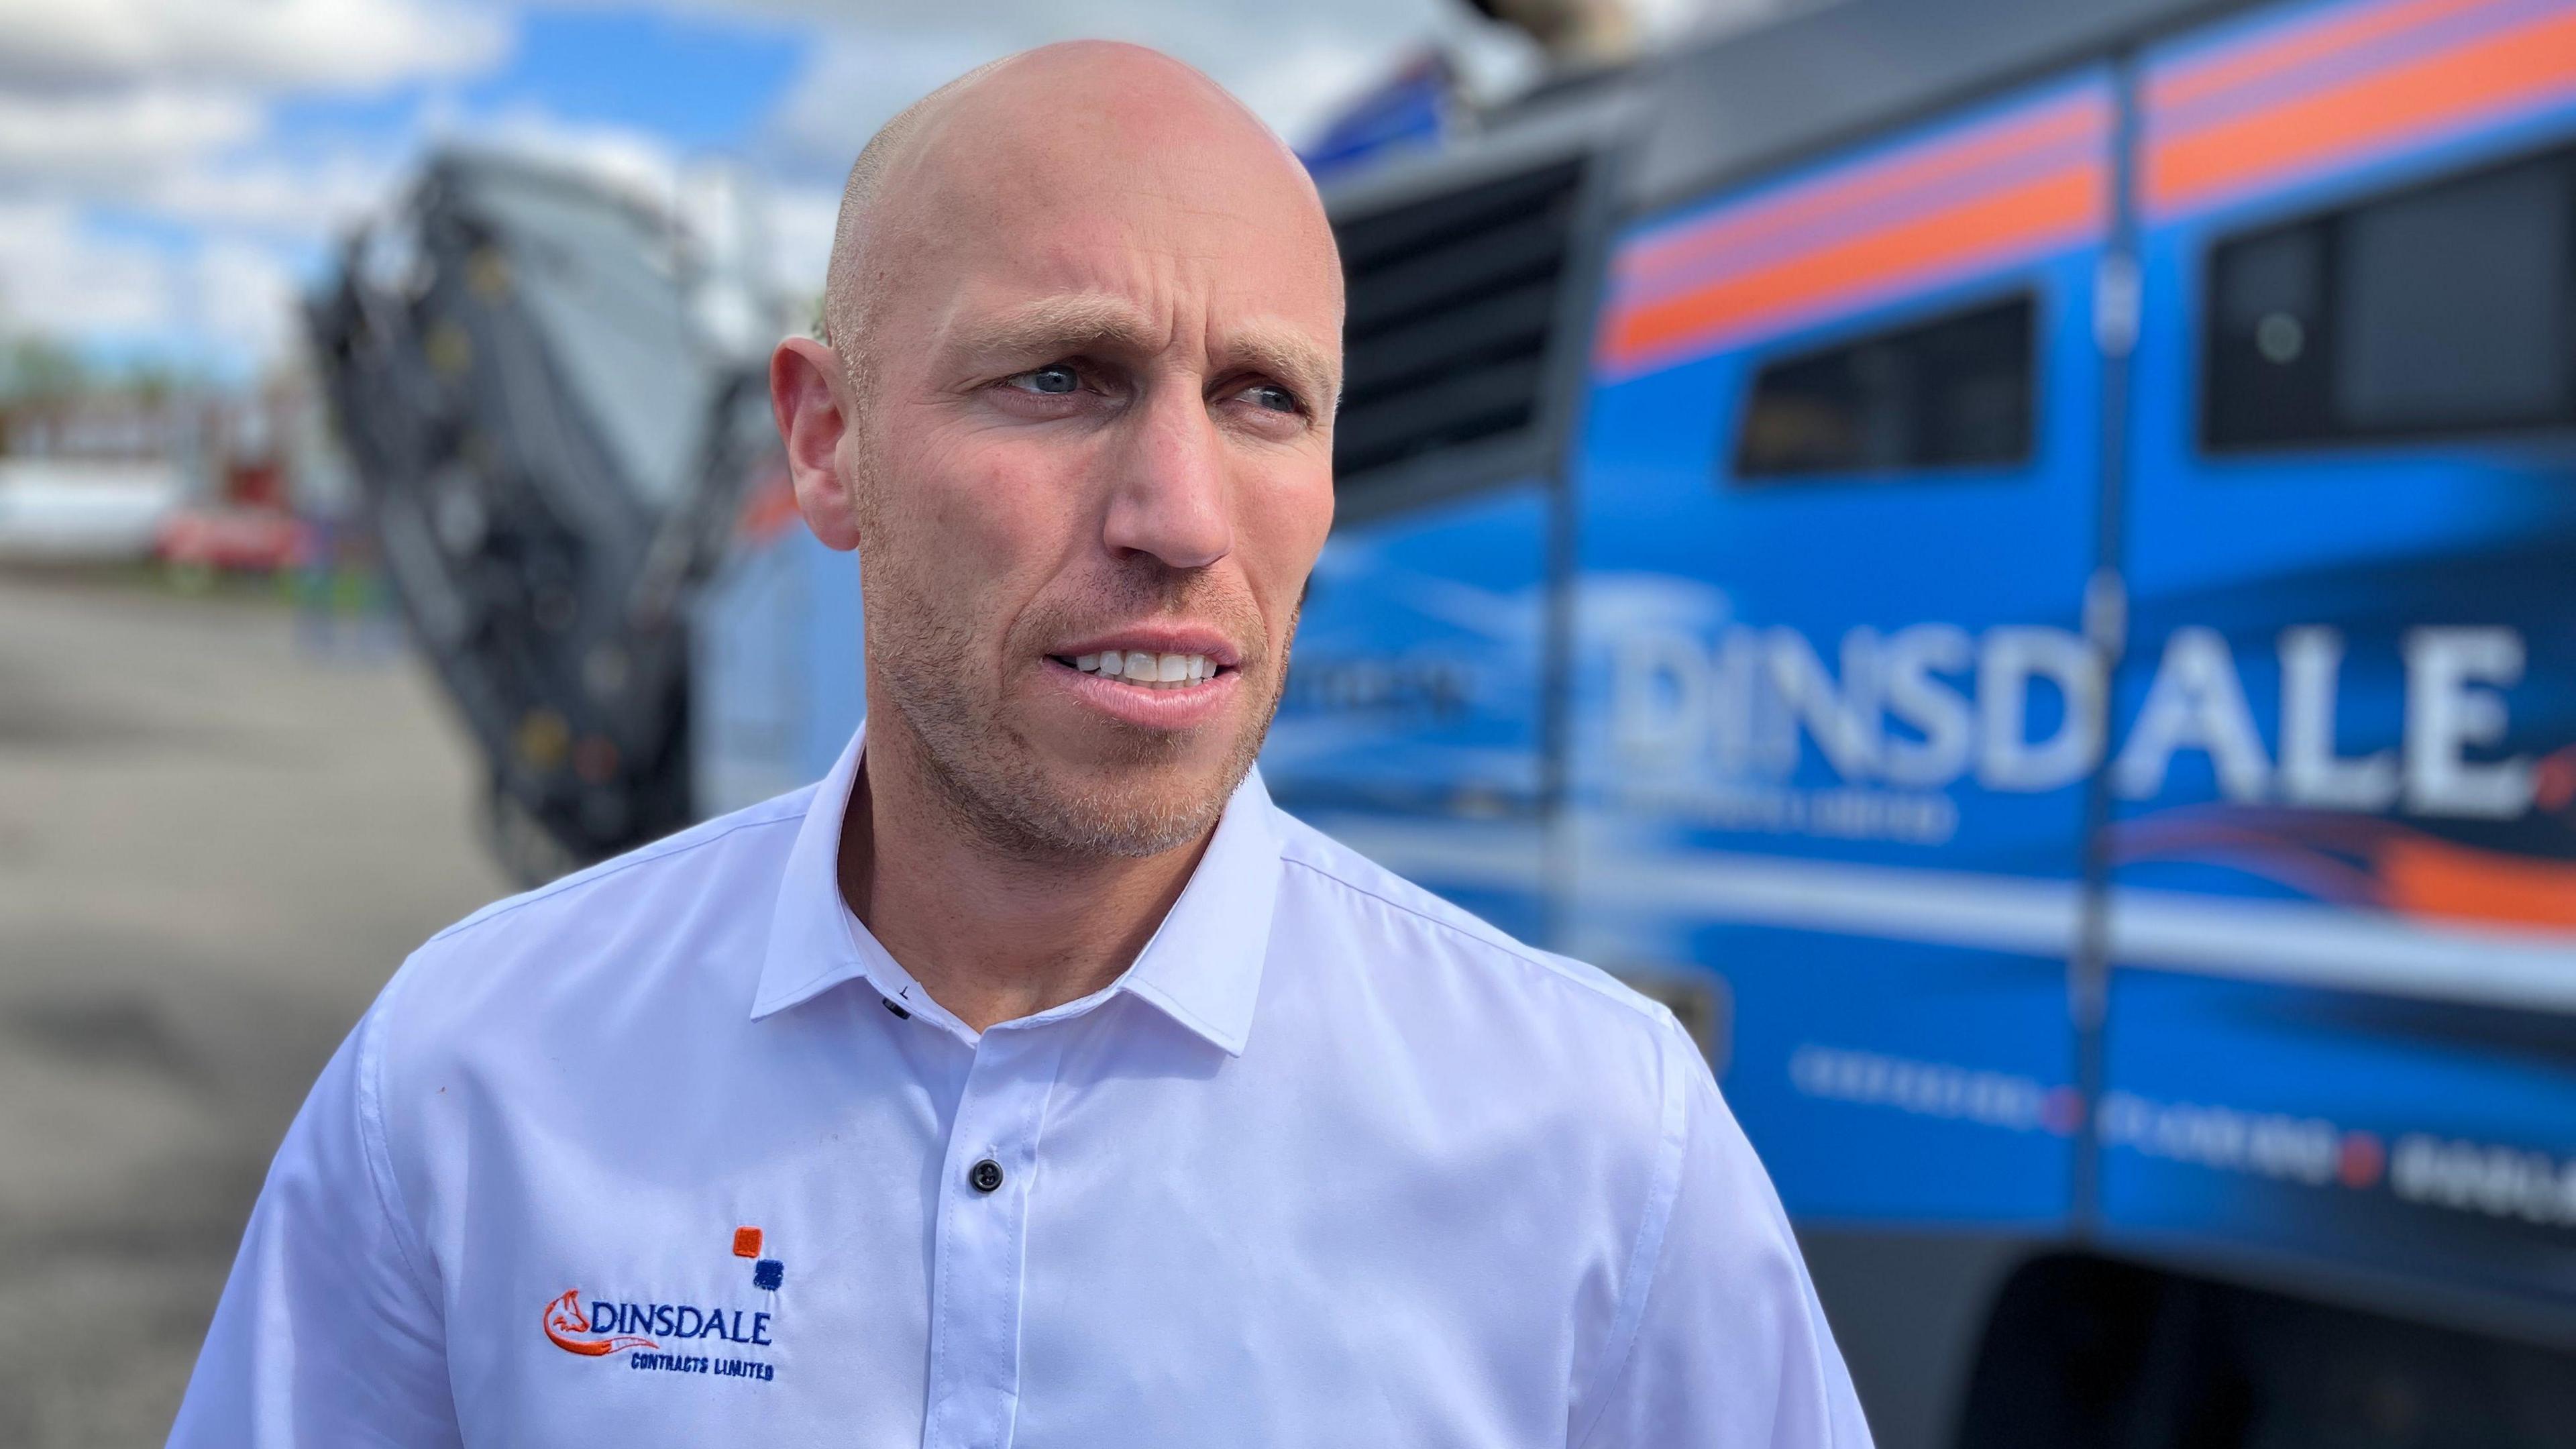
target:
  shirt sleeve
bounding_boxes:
[167,995,462,1448]
[1570,1016,1876,1449]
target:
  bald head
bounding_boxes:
[820,42,1332,386]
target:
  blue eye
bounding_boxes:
[1246,383,1300,414]
[1014,364,1080,395]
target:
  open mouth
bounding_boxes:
[1047,649,1231,691]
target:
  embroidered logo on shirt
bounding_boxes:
[542,1290,655,1356]
[542,1227,784,1383]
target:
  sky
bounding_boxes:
[0,0,1744,384]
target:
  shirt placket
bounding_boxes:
[921,1022,1064,1449]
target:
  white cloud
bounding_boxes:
[0,181,352,382]
[0,203,317,378]
[0,85,260,180]
[763,181,841,297]
[0,201,178,342]
[755,23,1030,176]
[191,237,302,365]
[0,0,517,376]
[0,0,513,373]
[145,148,405,241]
[0,0,506,93]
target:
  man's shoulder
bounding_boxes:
[427,786,817,953]
[378,787,818,1049]
[1265,809,1706,1225]
[1267,808,1690,1067]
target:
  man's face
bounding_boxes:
[842,104,1340,858]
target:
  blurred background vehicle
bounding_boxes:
[307,150,790,881]
[11,0,2576,1442]
[1268,0,2576,1441]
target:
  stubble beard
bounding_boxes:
[867,561,1293,865]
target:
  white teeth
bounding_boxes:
[1067,649,1218,686]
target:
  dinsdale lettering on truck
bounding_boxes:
[1608,619,2545,845]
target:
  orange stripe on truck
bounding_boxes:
[1603,163,2103,375]
[1617,93,2106,292]
[2379,836,2576,931]
[2148,0,2505,112]
[2148,5,2576,212]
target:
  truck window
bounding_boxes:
[2204,145,2575,450]
[1732,292,2035,482]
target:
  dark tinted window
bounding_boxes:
[2205,146,2576,449]
[1733,294,2034,481]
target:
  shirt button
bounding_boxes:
[969,1158,1005,1193]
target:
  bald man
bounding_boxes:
[170,44,1869,1448]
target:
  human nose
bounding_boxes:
[1101,383,1232,570]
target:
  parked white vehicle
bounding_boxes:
[0,460,183,562]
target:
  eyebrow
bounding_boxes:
[947,292,1341,411]
[1224,323,1342,416]
[949,293,1158,368]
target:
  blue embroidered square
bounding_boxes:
[753,1258,784,1291]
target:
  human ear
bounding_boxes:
[770,335,862,552]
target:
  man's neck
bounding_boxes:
[837,722,1215,1033]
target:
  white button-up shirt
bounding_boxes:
[172,729,1869,1448]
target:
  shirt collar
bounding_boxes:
[751,724,1281,1056]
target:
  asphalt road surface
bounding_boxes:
[0,570,508,1446]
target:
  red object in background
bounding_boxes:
[155,506,302,573]
[223,458,285,511]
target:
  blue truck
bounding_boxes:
[321,0,2576,1439]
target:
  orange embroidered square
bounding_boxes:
[732,1226,763,1258]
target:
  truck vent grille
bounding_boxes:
[1332,157,1589,488]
